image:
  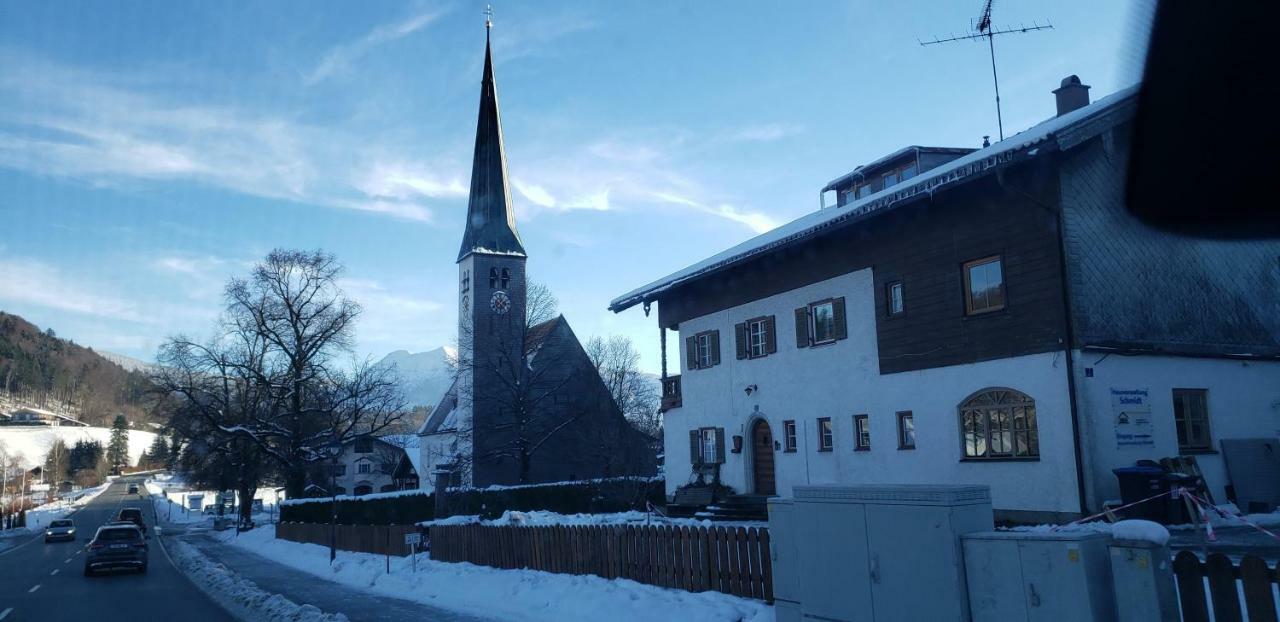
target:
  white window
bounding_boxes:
[811,301,836,344]
[817,417,833,451]
[887,281,904,316]
[748,319,767,358]
[854,414,871,450]
[698,428,722,464]
[696,333,713,368]
[963,256,1006,315]
[357,462,372,474]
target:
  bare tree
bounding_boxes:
[585,335,661,439]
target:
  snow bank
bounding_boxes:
[0,425,157,469]
[420,509,763,529]
[280,488,428,507]
[166,537,349,622]
[218,525,770,622]
[1110,520,1170,545]
[13,481,111,532]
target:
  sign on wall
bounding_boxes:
[1111,387,1154,448]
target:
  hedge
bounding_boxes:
[280,477,665,526]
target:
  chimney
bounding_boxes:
[1053,75,1091,116]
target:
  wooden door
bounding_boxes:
[751,420,776,496]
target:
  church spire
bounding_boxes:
[458,13,526,262]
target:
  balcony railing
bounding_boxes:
[660,375,682,411]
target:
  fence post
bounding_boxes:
[1238,556,1278,622]
[1173,551,1210,622]
[1108,539,1179,622]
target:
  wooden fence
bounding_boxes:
[1172,551,1279,622]
[276,522,419,557]
[429,524,773,602]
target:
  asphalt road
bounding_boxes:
[0,475,232,622]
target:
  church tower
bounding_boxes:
[456,18,528,485]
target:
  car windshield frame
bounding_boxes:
[96,527,141,542]
[50,520,73,528]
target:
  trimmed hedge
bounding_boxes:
[280,477,665,526]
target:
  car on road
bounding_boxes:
[84,524,147,575]
[44,519,76,542]
[117,507,146,534]
[128,483,139,494]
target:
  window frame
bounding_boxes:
[356,461,372,474]
[810,300,837,345]
[695,332,714,369]
[783,420,797,453]
[886,281,905,317]
[854,414,871,451]
[1172,388,1212,453]
[747,317,768,358]
[817,417,833,452]
[962,255,1007,316]
[897,411,916,450]
[697,427,722,464]
[958,388,1039,461]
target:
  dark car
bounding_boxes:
[117,508,146,534]
[127,483,139,494]
[44,519,76,543]
[84,525,147,575]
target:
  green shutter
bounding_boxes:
[709,330,721,366]
[690,429,701,465]
[714,428,726,464]
[833,297,848,340]
[735,322,748,360]
[765,315,778,354]
[685,335,698,370]
[794,307,810,348]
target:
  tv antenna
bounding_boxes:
[920,0,1053,141]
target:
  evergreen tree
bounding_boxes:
[146,434,169,466]
[166,436,182,470]
[107,414,130,468]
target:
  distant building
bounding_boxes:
[417,26,655,488]
[325,436,418,496]
[610,76,1280,522]
[2,406,89,427]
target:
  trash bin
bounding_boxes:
[1112,466,1168,522]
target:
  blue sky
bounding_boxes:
[0,1,1146,372]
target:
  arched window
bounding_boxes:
[489,267,498,288]
[354,483,373,496]
[500,267,510,288]
[959,388,1038,459]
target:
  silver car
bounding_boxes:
[44,519,76,543]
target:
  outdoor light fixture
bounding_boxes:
[744,384,758,396]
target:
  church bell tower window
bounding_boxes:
[500,268,510,288]
[489,267,498,288]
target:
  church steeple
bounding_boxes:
[458,21,526,262]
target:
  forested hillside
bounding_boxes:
[0,311,155,426]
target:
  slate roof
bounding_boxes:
[457,31,526,262]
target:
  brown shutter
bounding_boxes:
[735,322,748,360]
[709,330,721,366]
[833,297,848,340]
[765,315,778,354]
[794,307,810,348]
[690,429,701,465]
[685,335,698,370]
[714,428,726,464]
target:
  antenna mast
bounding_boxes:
[920,0,1053,141]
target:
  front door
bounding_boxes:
[751,419,776,496]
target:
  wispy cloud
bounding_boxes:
[305,9,448,86]
[652,192,779,234]
[723,123,805,143]
[0,256,144,322]
[339,278,445,353]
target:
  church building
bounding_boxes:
[417,24,656,488]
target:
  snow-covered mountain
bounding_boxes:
[101,350,156,373]
[376,347,455,409]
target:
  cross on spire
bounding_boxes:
[484,5,493,31]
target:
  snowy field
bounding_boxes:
[0,480,112,550]
[0,425,157,469]
[214,525,770,622]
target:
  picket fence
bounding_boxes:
[1172,551,1279,622]
[429,523,774,602]
[276,522,419,557]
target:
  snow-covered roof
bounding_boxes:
[820,145,974,192]
[609,85,1140,313]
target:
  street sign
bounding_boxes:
[404,532,422,545]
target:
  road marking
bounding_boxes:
[0,607,12,619]
[64,559,71,564]
[49,569,59,576]
[27,584,40,593]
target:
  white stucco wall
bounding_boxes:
[665,269,1082,516]
[1073,351,1280,509]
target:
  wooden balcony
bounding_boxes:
[660,375,682,411]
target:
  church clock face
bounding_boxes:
[490,290,511,315]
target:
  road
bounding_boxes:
[0,475,232,622]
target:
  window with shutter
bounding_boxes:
[708,330,721,366]
[832,297,848,340]
[685,336,697,371]
[713,428,726,464]
[764,315,777,354]
[794,307,810,348]
[689,429,701,465]
[810,300,836,344]
[735,323,749,360]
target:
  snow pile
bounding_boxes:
[218,525,770,622]
[167,537,349,622]
[421,509,762,529]
[1165,503,1280,531]
[0,425,157,469]
[1110,520,1170,545]
[280,487,429,507]
[12,481,111,532]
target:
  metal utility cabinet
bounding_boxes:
[770,485,994,622]
[962,531,1116,622]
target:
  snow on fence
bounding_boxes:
[428,523,774,603]
[276,522,419,557]
[1171,550,1279,622]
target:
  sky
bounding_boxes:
[0,1,1148,373]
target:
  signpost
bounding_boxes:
[405,532,423,572]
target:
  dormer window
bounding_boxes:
[489,268,498,288]
[500,268,510,288]
[882,171,898,190]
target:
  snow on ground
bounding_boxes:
[215,525,771,622]
[1008,503,1280,537]
[1109,520,1170,545]
[0,480,112,549]
[166,537,349,622]
[147,476,285,525]
[421,509,765,529]
[0,425,157,469]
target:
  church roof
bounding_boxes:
[457,29,526,262]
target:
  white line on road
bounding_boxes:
[0,607,12,619]
[26,585,39,594]
[49,569,58,576]
[64,559,70,564]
